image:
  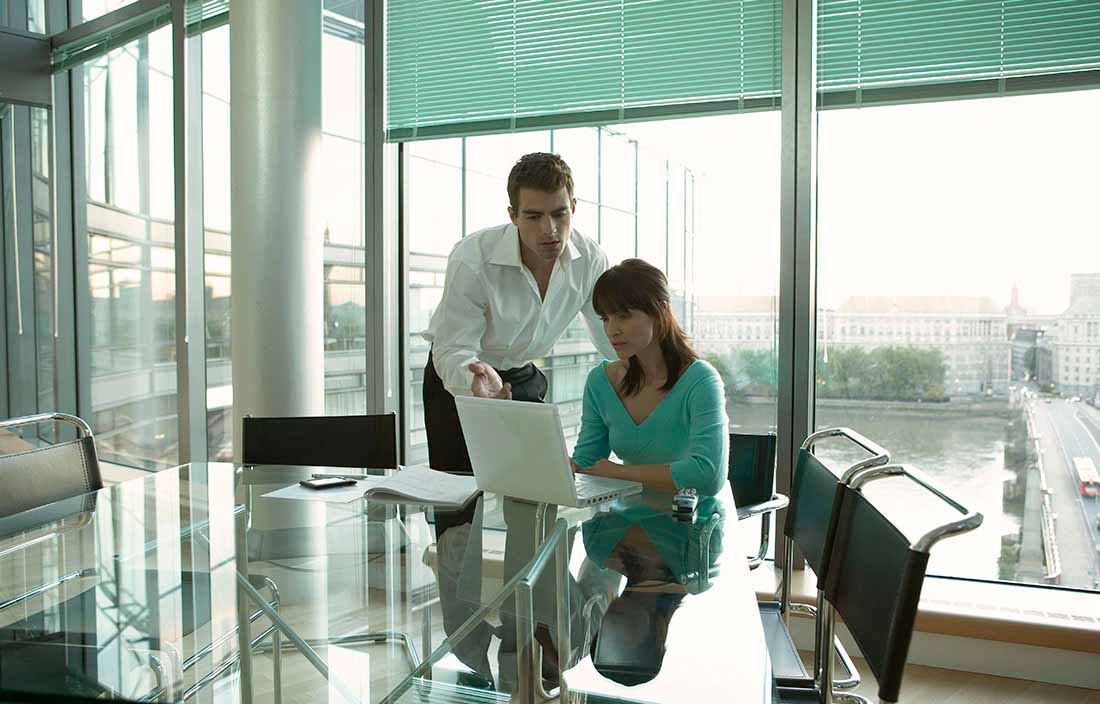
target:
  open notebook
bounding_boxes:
[362,465,480,508]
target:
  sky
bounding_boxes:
[616,88,1100,314]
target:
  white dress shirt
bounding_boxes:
[423,223,616,397]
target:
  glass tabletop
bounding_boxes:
[0,462,775,703]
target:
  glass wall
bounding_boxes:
[31,107,56,440]
[404,117,780,465]
[200,11,371,461]
[79,28,179,469]
[814,90,1100,590]
[80,0,138,22]
[202,26,232,460]
[320,27,368,418]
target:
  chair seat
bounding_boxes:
[758,601,812,686]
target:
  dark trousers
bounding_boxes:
[423,348,547,536]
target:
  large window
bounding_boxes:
[404,116,781,471]
[202,26,232,460]
[814,90,1100,590]
[200,15,371,461]
[80,29,179,469]
[31,107,57,438]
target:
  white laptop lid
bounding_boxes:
[454,396,579,505]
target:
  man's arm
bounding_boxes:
[431,258,491,397]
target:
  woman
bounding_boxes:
[572,258,728,496]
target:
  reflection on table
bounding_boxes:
[0,462,773,703]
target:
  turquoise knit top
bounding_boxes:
[571,359,729,496]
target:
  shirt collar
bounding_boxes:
[489,223,582,267]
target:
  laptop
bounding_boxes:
[454,396,643,507]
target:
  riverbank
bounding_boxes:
[733,394,1016,419]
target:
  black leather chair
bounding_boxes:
[728,432,789,569]
[237,413,420,675]
[780,464,983,704]
[239,413,401,560]
[762,427,890,700]
[0,414,100,519]
[241,413,397,468]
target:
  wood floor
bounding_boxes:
[801,652,1100,704]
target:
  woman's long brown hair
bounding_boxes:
[592,258,698,397]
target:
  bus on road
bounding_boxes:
[1072,457,1100,497]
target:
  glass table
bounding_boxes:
[0,462,776,703]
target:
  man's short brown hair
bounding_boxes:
[507,152,574,210]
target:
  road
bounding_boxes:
[1031,398,1100,588]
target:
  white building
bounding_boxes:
[693,295,1011,396]
[1050,276,1100,397]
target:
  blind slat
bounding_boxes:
[387,0,781,140]
[387,0,1100,140]
[818,0,1100,91]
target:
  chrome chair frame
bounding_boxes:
[0,413,100,521]
[0,413,101,661]
[798,464,983,704]
[773,427,891,697]
[0,412,93,438]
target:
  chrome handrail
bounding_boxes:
[802,427,891,480]
[0,412,93,438]
[848,463,984,553]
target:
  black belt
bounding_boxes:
[497,362,539,386]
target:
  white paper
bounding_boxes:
[261,478,382,504]
[362,465,480,507]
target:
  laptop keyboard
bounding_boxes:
[575,474,631,500]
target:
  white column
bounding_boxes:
[230,0,329,615]
[230,0,325,444]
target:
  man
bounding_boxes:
[422,152,616,475]
[423,152,615,691]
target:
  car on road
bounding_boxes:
[1044,398,1053,404]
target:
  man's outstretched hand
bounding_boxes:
[469,361,512,399]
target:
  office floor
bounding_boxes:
[800,651,1100,704]
[231,643,1100,704]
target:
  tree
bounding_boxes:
[817,345,946,402]
[703,352,744,401]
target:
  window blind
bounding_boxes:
[818,0,1100,106]
[386,0,782,141]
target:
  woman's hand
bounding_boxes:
[588,459,622,478]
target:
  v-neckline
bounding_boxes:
[601,360,698,428]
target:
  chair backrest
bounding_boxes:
[727,432,777,508]
[823,464,982,702]
[783,448,845,578]
[0,414,101,519]
[821,484,928,703]
[241,413,397,468]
